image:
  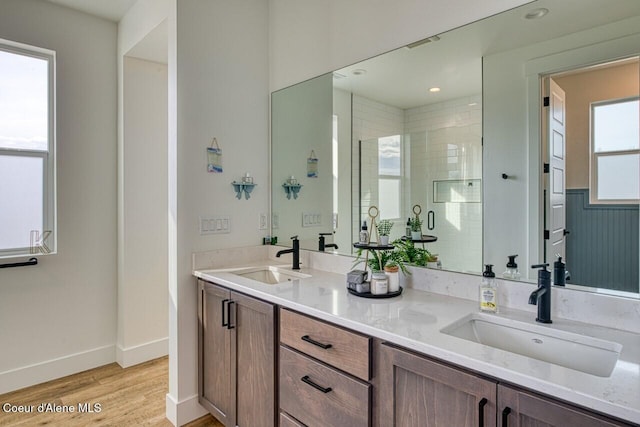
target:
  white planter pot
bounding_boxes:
[379,235,390,245]
[411,231,422,240]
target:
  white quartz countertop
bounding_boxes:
[194,262,640,424]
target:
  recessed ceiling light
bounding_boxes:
[524,8,549,20]
[429,87,441,93]
[352,69,367,76]
[468,102,478,106]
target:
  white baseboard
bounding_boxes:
[0,344,116,394]
[165,393,208,427]
[116,337,168,368]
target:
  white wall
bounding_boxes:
[0,0,117,393]
[483,16,640,280]
[119,56,168,366]
[173,0,269,424]
[117,0,173,372]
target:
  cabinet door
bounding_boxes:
[379,343,497,427]
[498,384,630,427]
[198,280,234,426]
[231,291,276,427]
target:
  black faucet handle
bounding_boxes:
[319,232,333,236]
[290,235,299,240]
[531,263,549,270]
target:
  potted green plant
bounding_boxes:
[394,238,435,267]
[409,217,422,240]
[353,246,409,274]
[376,219,394,245]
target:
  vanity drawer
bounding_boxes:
[279,411,306,427]
[280,308,371,381]
[279,346,370,427]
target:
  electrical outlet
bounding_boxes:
[259,213,268,230]
[272,213,279,229]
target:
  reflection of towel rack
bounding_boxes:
[0,257,38,269]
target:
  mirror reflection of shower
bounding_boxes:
[356,96,483,274]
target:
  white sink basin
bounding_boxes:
[231,266,311,285]
[441,313,622,377]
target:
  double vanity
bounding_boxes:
[193,247,640,427]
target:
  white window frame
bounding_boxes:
[589,96,639,205]
[0,39,56,258]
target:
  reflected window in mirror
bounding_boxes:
[591,98,639,203]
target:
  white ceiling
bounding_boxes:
[333,0,640,109]
[45,0,137,22]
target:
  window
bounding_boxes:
[378,135,402,219]
[0,39,56,258]
[590,97,639,204]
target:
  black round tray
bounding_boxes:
[348,286,403,299]
[401,235,437,243]
[353,242,395,250]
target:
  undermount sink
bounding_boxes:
[441,313,622,377]
[231,266,311,285]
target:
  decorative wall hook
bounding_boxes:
[283,183,303,199]
[231,181,257,200]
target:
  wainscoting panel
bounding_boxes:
[566,189,638,293]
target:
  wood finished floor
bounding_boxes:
[0,357,222,427]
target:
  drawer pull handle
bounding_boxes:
[221,299,230,327]
[226,300,235,330]
[478,398,488,427]
[301,375,332,393]
[301,335,332,349]
[502,407,512,427]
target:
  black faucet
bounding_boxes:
[529,264,552,323]
[276,235,300,270]
[318,232,338,252]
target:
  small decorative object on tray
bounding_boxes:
[348,205,408,299]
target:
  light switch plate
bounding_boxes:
[200,215,231,235]
[302,212,322,227]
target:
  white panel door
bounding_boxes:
[545,78,567,264]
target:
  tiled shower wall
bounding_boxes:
[351,94,483,273]
[405,95,482,274]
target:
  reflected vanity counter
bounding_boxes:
[193,246,640,425]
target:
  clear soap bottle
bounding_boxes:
[479,264,498,313]
[359,221,369,244]
[502,255,521,280]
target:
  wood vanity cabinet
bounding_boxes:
[279,308,372,427]
[378,343,634,427]
[197,279,276,427]
[497,384,633,427]
[378,343,497,427]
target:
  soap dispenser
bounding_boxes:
[553,256,566,286]
[479,264,498,313]
[502,255,521,280]
[359,220,369,244]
